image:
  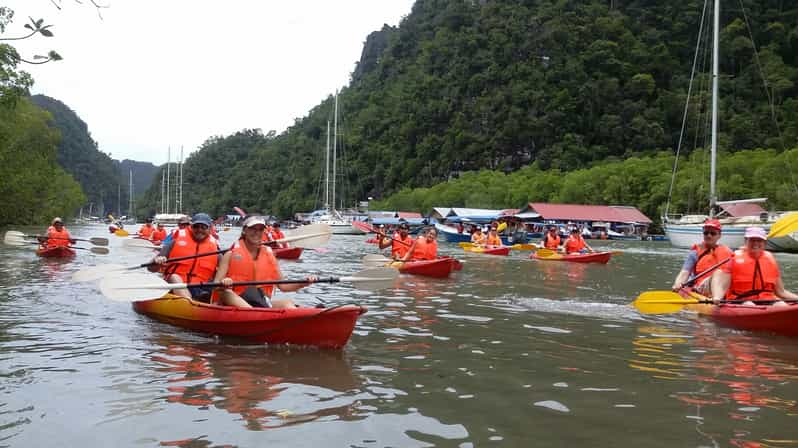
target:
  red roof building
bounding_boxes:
[718,203,766,218]
[518,203,652,224]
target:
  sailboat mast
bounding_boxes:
[166,146,171,215]
[128,170,133,219]
[325,120,330,210]
[332,91,338,212]
[709,0,719,217]
[160,171,165,214]
[179,146,184,214]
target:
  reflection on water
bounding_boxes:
[2,226,798,446]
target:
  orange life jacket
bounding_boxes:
[391,232,412,259]
[46,227,71,248]
[471,232,486,245]
[486,234,502,246]
[544,234,561,250]
[165,231,219,283]
[150,228,167,243]
[226,241,280,298]
[690,243,733,284]
[725,249,780,301]
[411,237,438,261]
[139,224,154,238]
[564,235,586,254]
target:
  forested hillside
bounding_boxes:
[140,0,798,219]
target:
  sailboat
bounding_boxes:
[663,0,775,249]
[312,92,366,235]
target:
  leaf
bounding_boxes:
[48,51,62,61]
[39,28,53,37]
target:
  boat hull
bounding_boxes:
[530,251,612,264]
[36,246,76,258]
[272,247,304,260]
[665,223,769,249]
[395,257,459,278]
[435,223,471,243]
[690,301,798,337]
[132,295,366,349]
[463,246,511,256]
[766,232,798,253]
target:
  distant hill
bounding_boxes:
[30,95,158,217]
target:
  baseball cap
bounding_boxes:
[744,226,767,240]
[242,215,266,228]
[703,219,722,231]
[177,215,191,224]
[52,217,63,224]
[191,213,213,226]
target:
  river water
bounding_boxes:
[1,224,797,447]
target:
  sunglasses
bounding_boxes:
[703,230,719,236]
[191,224,209,230]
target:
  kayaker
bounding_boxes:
[486,227,502,247]
[403,227,439,261]
[39,217,75,248]
[671,219,732,294]
[150,222,168,244]
[214,216,317,308]
[541,226,561,251]
[149,213,220,301]
[138,218,155,239]
[163,215,191,245]
[471,227,486,246]
[271,222,287,248]
[379,222,413,260]
[563,227,594,254]
[711,226,798,306]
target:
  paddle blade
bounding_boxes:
[769,212,798,238]
[114,229,130,237]
[89,246,110,255]
[340,267,399,291]
[279,228,332,249]
[122,239,160,251]
[458,242,474,249]
[3,231,28,246]
[351,220,373,233]
[496,222,507,232]
[534,248,561,259]
[510,243,537,251]
[362,254,391,267]
[99,272,172,302]
[632,290,703,315]
[88,237,109,246]
[72,264,127,282]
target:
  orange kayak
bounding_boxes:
[395,257,460,278]
[36,246,76,258]
[272,247,304,260]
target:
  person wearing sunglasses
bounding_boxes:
[149,212,220,301]
[671,218,732,294]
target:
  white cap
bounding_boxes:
[242,216,267,228]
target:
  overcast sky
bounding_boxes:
[4,1,414,164]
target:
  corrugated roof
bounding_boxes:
[719,203,766,218]
[520,203,652,224]
[447,208,502,217]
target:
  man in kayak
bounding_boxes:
[214,215,316,308]
[541,226,561,251]
[379,222,412,260]
[711,226,798,306]
[470,226,486,246]
[138,218,155,239]
[150,222,167,244]
[485,227,503,247]
[563,227,594,254]
[403,227,438,261]
[671,219,732,294]
[39,217,76,248]
[149,213,220,301]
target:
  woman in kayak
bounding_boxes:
[39,217,76,248]
[379,222,412,260]
[214,215,316,308]
[403,227,439,261]
[485,227,503,247]
[541,226,561,251]
[150,222,167,244]
[671,219,732,294]
[563,227,594,254]
[470,227,486,246]
[711,226,798,306]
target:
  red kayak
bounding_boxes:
[396,257,459,278]
[691,302,798,337]
[272,247,304,260]
[36,246,77,258]
[530,251,612,264]
[132,295,366,349]
[463,246,511,256]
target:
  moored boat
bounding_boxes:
[688,301,798,337]
[530,251,612,264]
[394,257,459,278]
[272,246,304,260]
[36,246,77,258]
[463,246,511,256]
[132,294,366,349]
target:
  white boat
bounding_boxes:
[311,92,365,235]
[663,2,772,249]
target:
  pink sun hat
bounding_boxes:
[744,226,768,240]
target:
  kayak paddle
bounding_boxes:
[362,254,393,267]
[768,212,798,238]
[72,248,232,282]
[99,268,399,302]
[3,234,109,254]
[510,243,538,251]
[122,239,162,250]
[533,248,562,259]
[114,229,130,237]
[632,256,733,314]
[352,221,413,247]
[4,230,109,246]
